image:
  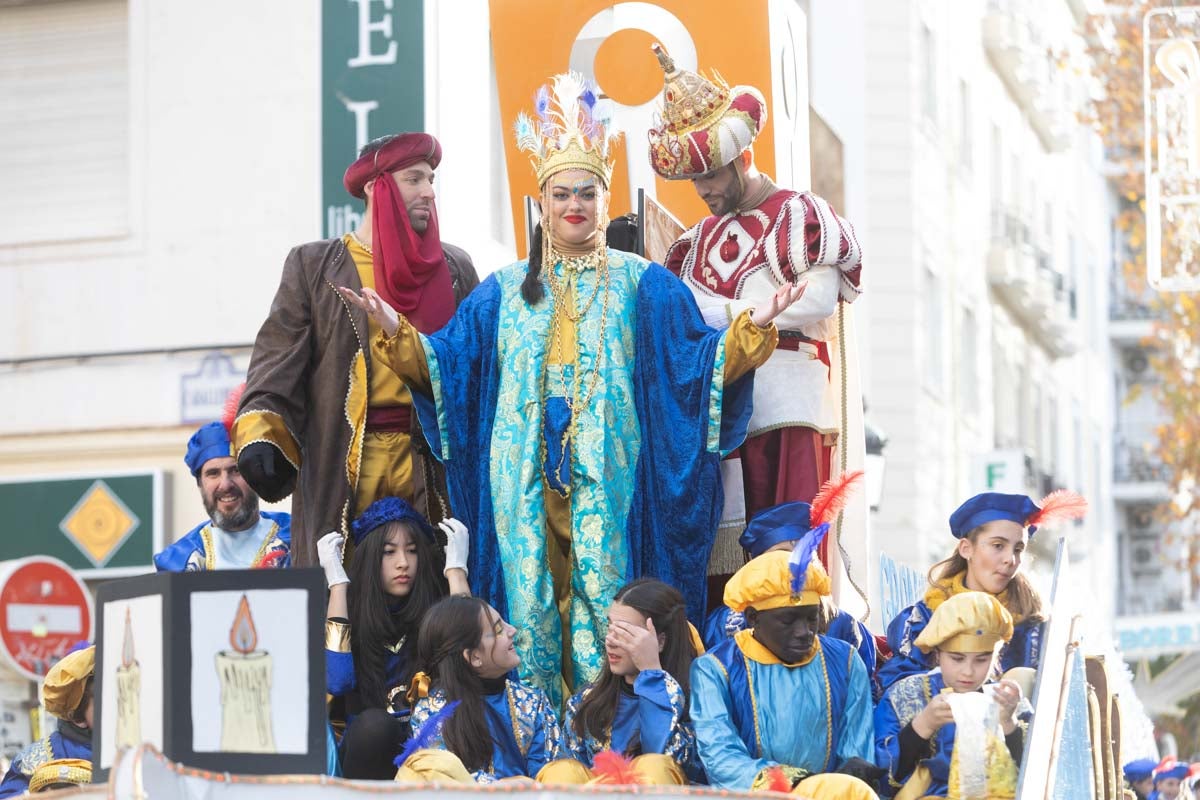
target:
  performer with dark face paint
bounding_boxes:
[689,474,878,798]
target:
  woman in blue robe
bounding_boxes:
[877,491,1085,693]
[405,595,562,782]
[339,71,807,707]
[319,497,469,778]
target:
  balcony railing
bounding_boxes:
[982,1,1075,151]
[1114,441,1170,483]
[988,206,1080,357]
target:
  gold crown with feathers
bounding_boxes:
[515,72,617,189]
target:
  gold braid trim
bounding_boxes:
[231,410,302,470]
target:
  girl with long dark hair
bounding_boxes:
[547,578,702,785]
[319,496,470,779]
[876,491,1086,693]
[403,595,562,783]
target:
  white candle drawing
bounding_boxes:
[214,594,276,753]
[114,607,142,749]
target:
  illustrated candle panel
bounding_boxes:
[188,588,310,754]
[98,593,164,769]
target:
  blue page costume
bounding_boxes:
[689,513,876,798]
[878,490,1087,693]
[154,421,291,572]
[692,630,872,788]
[155,511,291,572]
[409,681,562,783]
[701,499,877,685]
[874,591,1031,798]
[878,576,1041,693]
[0,646,94,798]
[562,669,702,782]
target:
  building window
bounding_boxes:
[960,307,979,411]
[924,267,944,392]
[921,23,937,124]
[0,0,129,245]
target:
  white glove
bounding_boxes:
[438,518,470,577]
[316,531,350,588]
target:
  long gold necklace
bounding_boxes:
[538,226,611,498]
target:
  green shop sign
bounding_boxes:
[322,0,425,238]
[0,472,163,578]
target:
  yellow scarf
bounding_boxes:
[924,572,1025,625]
[734,628,821,667]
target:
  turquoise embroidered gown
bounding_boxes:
[383,250,766,706]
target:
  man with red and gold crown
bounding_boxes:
[648,45,865,596]
[233,134,479,565]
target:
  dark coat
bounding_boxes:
[235,237,478,565]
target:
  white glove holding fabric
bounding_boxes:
[438,518,470,577]
[316,531,350,588]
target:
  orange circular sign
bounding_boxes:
[593,28,663,107]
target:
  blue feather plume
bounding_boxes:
[788,523,830,595]
[535,85,551,119]
[581,88,597,110]
[394,700,460,769]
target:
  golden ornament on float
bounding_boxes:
[215,594,276,753]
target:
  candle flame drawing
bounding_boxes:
[229,594,258,654]
[215,593,276,753]
[121,608,136,668]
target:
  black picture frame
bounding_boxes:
[93,568,326,780]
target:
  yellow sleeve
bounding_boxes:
[723,309,779,383]
[373,316,433,395]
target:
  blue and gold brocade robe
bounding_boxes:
[387,250,761,705]
[690,631,874,789]
[874,669,955,797]
[563,669,703,782]
[0,725,91,798]
[152,511,291,572]
[409,681,563,783]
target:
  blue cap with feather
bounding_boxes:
[185,421,232,477]
[739,501,812,558]
[1124,758,1157,783]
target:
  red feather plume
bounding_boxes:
[808,470,865,528]
[591,750,642,786]
[222,382,246,436]
[1027,490,1088,529]
[763,766,792,794]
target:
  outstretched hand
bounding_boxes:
[750,280,808,328]
[338,286,400,337]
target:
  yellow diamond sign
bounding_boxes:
[59,481,140,567]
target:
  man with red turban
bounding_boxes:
[233,133,479,564]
